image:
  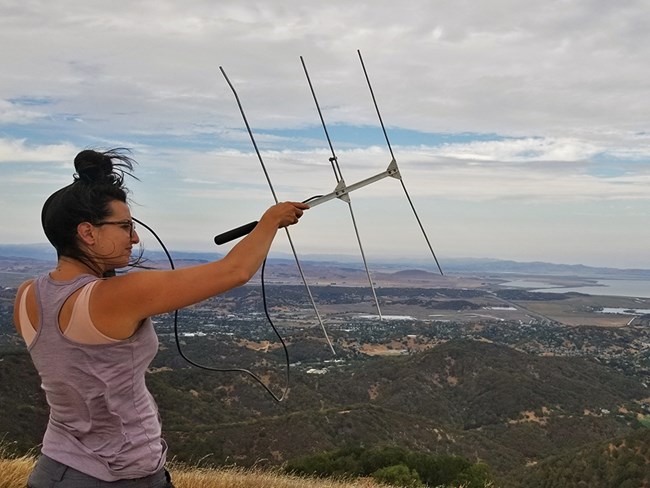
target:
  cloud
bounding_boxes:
[1,1,648,152]
[0,138,77,164]
[0,99,49,124]
[2,1,650,265]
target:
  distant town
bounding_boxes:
[2,251,648,384]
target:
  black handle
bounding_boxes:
[214,220,259,245]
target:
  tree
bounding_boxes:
[360,446,409,474]
[453,462,493,488]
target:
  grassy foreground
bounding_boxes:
[0,453,396,488]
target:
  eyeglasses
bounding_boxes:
[94,219,136,238]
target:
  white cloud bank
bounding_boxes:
[2,0,650,267]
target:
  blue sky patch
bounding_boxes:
[253,125,506,150]
[8,96,55,106]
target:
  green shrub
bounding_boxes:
[284,445,494,487]
[372,463,423,487]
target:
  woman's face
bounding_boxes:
[91,200,140,271]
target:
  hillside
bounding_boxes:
[152,340,646,477]
[508,427,650,487]
[1,340,647,486]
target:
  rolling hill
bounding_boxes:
[1,339,647,486]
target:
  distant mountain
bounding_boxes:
[2,244,650,278]
[439,257,650,278]
[0,243,56,261]
[0,244,223,264]
[386,269,437,279]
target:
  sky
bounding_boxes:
[1,0,650,269]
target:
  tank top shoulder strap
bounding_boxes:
[65,280,119,344]
[31,273,101,343]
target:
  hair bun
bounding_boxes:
[74,150,113,183]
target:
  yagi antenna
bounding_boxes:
[215,52,444,355]
[216,53,443,276]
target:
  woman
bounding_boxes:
[13,149,308,487]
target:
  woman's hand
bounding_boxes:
[262,201,309,228]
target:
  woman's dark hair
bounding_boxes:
[41,148,137,273]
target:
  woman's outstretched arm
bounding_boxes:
[91,202,308,338]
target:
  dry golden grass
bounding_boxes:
[0,454,35,488]
[168,463,389,488]
[0,452,389,488]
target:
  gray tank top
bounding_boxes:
[28,273,167,481]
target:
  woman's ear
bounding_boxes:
[77,222,97,246]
